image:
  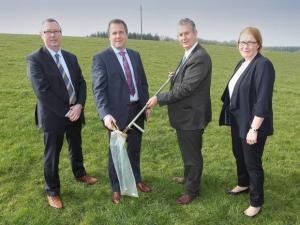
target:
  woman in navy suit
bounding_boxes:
[219,27,275,217]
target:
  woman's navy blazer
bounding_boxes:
[219,53,275,138]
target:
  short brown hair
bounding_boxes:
[239,27,263,51]
[107,19,128,35]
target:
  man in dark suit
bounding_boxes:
[92,19,151,204]
[147,18,212,205]
[27,18,97,209]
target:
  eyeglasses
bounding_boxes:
[43,30,61,35]
[238,41,257,47]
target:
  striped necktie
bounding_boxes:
[55,54,76,105]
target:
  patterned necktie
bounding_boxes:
[177,56,186,72]
[55,54,76,105]
[119,51,136,96]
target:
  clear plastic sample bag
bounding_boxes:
[110,130,138,197]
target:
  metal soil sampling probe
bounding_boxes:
[110,72,174,197]
[123,72,174,134]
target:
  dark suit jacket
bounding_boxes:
[219,53,275,138]
[27,47,86,132]
[92,47,149,129]
[157,44,212,130]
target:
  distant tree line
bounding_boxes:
[89,31,107,38]
[89,31,160,41]
[263,46,300,53]
[199,39,236,47]
[199,39,300,53]
[88,32,300,53]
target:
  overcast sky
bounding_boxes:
[1,0,299,46]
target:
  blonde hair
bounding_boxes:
[239,27,263,51]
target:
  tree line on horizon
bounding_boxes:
[88,31,300,53]
[89,31,160,41]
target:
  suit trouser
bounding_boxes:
[44,119,86,196]
[230,117,267,207]
[176,129,204,197]
[108,103,144,192]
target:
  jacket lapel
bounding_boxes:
[108,47,128,84]
[41,47,69,104]
[230,53,261,110]
[172,44,200,84]
[42,47,58,71]
[42,47,66,85]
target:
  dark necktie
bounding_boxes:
[119,51,135,96]
[55,54,76,105]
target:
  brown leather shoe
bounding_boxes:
[76,175,98,185]
[112,192,121,204]
[176,194,195,205]
[47,195,63,209]
[137,182,152,193]
[172,176,185,184]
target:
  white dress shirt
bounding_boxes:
[228,61,250,98]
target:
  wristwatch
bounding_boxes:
[249,127,259,132]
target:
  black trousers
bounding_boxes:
[176,129,204,197]
[231,117,267,207]
[44,119,86,196]
[108,103,144,192]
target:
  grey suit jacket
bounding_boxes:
[157,44,212,130]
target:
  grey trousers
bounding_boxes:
[176,129,204,197]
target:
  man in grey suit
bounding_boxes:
[92,19,151,204]
[147,18,212,205]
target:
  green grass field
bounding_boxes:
[0,33,299,225]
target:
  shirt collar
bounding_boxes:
[111,46,127,55]
[184,41,198,59]
[46,46,62,58]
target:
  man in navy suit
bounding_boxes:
[27,18,97,209]
[92,19,151,204]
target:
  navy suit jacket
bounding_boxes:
[219,53,275,138]
[92,47,149,129]
[27,47,86,132]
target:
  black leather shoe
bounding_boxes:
[226,188,249,195]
